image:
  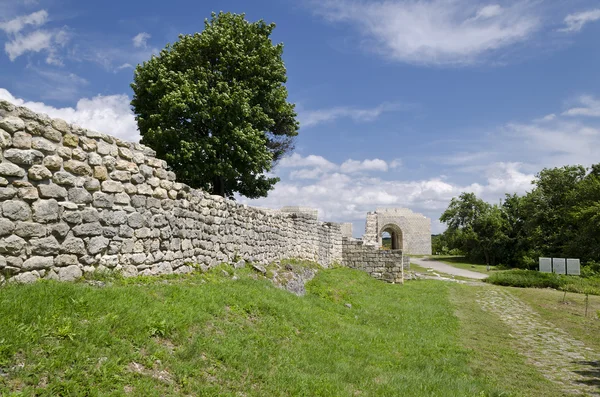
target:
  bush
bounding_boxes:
[485,270,600,295]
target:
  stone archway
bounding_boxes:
[378,223,403,250]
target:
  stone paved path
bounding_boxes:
[410,257,488,280]
[476,288,600,396]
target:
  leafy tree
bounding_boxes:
[131,12,299,198]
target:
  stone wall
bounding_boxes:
[364,208,432,255]
[342,237,409,283]
[0,100,343,283]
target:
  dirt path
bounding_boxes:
[476,288,600,396]
[411,257,488,280]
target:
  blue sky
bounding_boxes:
[1,0,600,235]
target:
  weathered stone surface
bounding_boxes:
[80,137,97,151]
[13,131,32,149]
[4,148,44,165]
[58,265,82,281]
[114,192,130,205]
[127,213,145,228]
[53,171,77,186]
[2,200,31,221]
[42,127,62,142]
[57,146,72,159]
[84,178,101,191]
[88,152,102,166]
[32,137,56,154]
[61,237,85,254]
[28,165,52,180]
[14,221,45,238]
[11,271,39,284]
[23,256,53,270]
[38,183,67,199]
[72,222,103,237]
[0,235,26,255]
[63,133,79,147]
[32,199,59,223]
[30,236,60,255]
[0,116,25,132]
[0,163,25,177]
[110,170,131,182]
[97,140,117,156]
[42,155,62,171]
[64,160,92,176]
[68,188,93,204]
[51,118,70,133]
[101,180,124,193]
[81,208,100,223]
[50,222,70,238]
[0,219,15,236]
[0,187,17,200]
[55,254,78,267]
[19,186,38,201]
[88,236,109,255]
[93,192,114,208]
[93,166,108,180]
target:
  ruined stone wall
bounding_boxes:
[0,100,343,283]
[365,208,432,255]
[341,237,408,283]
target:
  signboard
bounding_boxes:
[567,258,581,276]
[553,258,566,275]
[539,257,552,273]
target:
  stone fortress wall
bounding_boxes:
[0,100,343,283]
[364,208,432,255]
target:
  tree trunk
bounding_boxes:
[212,176,226,197]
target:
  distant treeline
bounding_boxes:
[434,164,600,274]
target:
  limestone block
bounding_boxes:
[64,160,92,176]
[57,147,72,159]
[32,137,56,154]
[88,152,102,166]
[38,183,67,199]
[13,131,32,148]
[114,192,130,205]
[68,187,93,204]
[103,156,116,171]
[97,140,117,156]
[110,170,131,182]
[50,222,70,239]
[131,173,145,184]
[0,163,26,177]
[81,208,100,223]
[101,180,124,193]
[80,137,97,152]
[30,236,60,255]
[4,149,44,165]
[63,134,79,147]
[51,118,70,133]
[72,148,87,161]
[60,237,85,254]
[62,210,82,224]
[84,178,101,191]
[58,265,82,281]
[14,221,45,238]
[0,186,17,200]
[11,271,39,284]
[55,254,78,267]
[87,236,109,255]
[93,166,109,180]
[2,200,31,221]
[28,165,52,181]
[0,219,15,236]
[0,116,25,132]
[23,256,53,270]
[72,222,103,237]
[53,171,78,186]
[32,199,59,223]
[93,192,114,208]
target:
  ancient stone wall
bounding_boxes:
[341,237,408,283]
[0,100,343,283]
[364,208,432,255]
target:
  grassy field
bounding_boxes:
[1,265,597,396]
[486,269,600,295]
[0,266,508,396]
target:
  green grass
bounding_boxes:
[0,266,507,396]
[429,256,501,274]
[450,285,559,396]
[485,270,600,295]
[510,287,600,351]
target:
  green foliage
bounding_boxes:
[131,12,299,198]
[485,270,600,295]
[439,163,600,269]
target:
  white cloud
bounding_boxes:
[0,88,139,142]
[562,95,600,117]
[278,153,338,171]
[389,159,402,169]
[340,158,388,173]
[560,9,600,33]
[5,29,53,60]
[299,102,406,128]
[0,9,48,34]
[133,32,151,48]
[116,63,134,71]
[314,0,540,65]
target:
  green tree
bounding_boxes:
[131,12,299,198]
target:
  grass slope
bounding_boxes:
[486,270,600,295]
[0,267,504,396]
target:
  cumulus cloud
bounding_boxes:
[560,9,600,33]
[340,158,388,173]
[132,32,151,48]
[0,88,140,142]
[299,102,407,128]
[562,95,600,117]
[313,0,540,65]
[5,29,53,60]
[0,9,48,34]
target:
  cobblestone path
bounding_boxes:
[476,288,600,396]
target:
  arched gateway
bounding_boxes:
[359,208,431,255]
